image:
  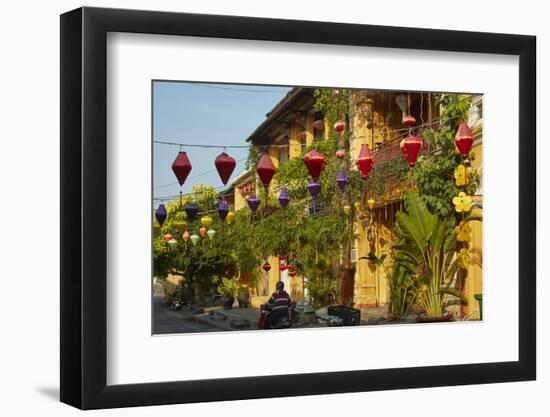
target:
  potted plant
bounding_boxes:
[219,277,239,310]
[394,191,468,322]
[237,287,250,308]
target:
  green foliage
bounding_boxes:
[313,89,349,129]
[388,265,418,319]
[364,157,409,198]
[219,277,241,298]
[394,190,464,318]
[153,185,257,299]
[411,94,480,216]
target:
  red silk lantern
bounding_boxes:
[303,149,326,181]
[402,115,416,127]
[334,120,345,133]
[289,265,297,277]
[400,134,424,167]
[262,262,271,272]
[256,153,276,188]
[455,123,473,157]
[214,152,236,185]
[335,149,345,159]
[356,144,374,178]
[171,151,192,186]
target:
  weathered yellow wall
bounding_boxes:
[463,140,483,318]
[354,210,393,308]
[234,186,247,211]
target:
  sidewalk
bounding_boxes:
[190,306,261,331]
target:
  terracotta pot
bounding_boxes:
[416,315,453,323]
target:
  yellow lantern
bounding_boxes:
[367,198,375,210]
[201,215,213,228]
[343,205,351,215]
[173,220,187,233]
[226,211,235,225]
[354,201,363,212]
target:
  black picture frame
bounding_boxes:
[60,6,536,410]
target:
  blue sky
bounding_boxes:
[153,82,291,204]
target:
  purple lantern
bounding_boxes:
[278,188,290,209]
[217,200,229,221]
[247,195,260,213]
[336,171,348,192]
[185,203,199,221]
[307,180,321,198]
[155,204,167,226]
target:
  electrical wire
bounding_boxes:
[154,157,247,189]
[189,83,290,94]
[154,115,460,151]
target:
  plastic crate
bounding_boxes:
[327,305,361,326]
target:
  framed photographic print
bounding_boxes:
[60,6,536,410]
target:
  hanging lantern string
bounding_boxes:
[155,157,247,190]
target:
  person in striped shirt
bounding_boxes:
[264,281,292,329]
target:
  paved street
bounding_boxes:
[153,296,218,334]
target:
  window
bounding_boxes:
[307,198,326,216]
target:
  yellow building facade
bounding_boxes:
[233,88,483,318]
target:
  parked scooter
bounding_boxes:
[258,302,296,329]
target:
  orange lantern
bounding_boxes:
[199,227,207,238]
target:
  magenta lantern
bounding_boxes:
[214,152,236,185]
[171,151,192,186]
[256,153,276,188]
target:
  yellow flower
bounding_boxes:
[452,192,472,213]
[454,164,468,186]
[455,221,472,242]
[457,248,470,269]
